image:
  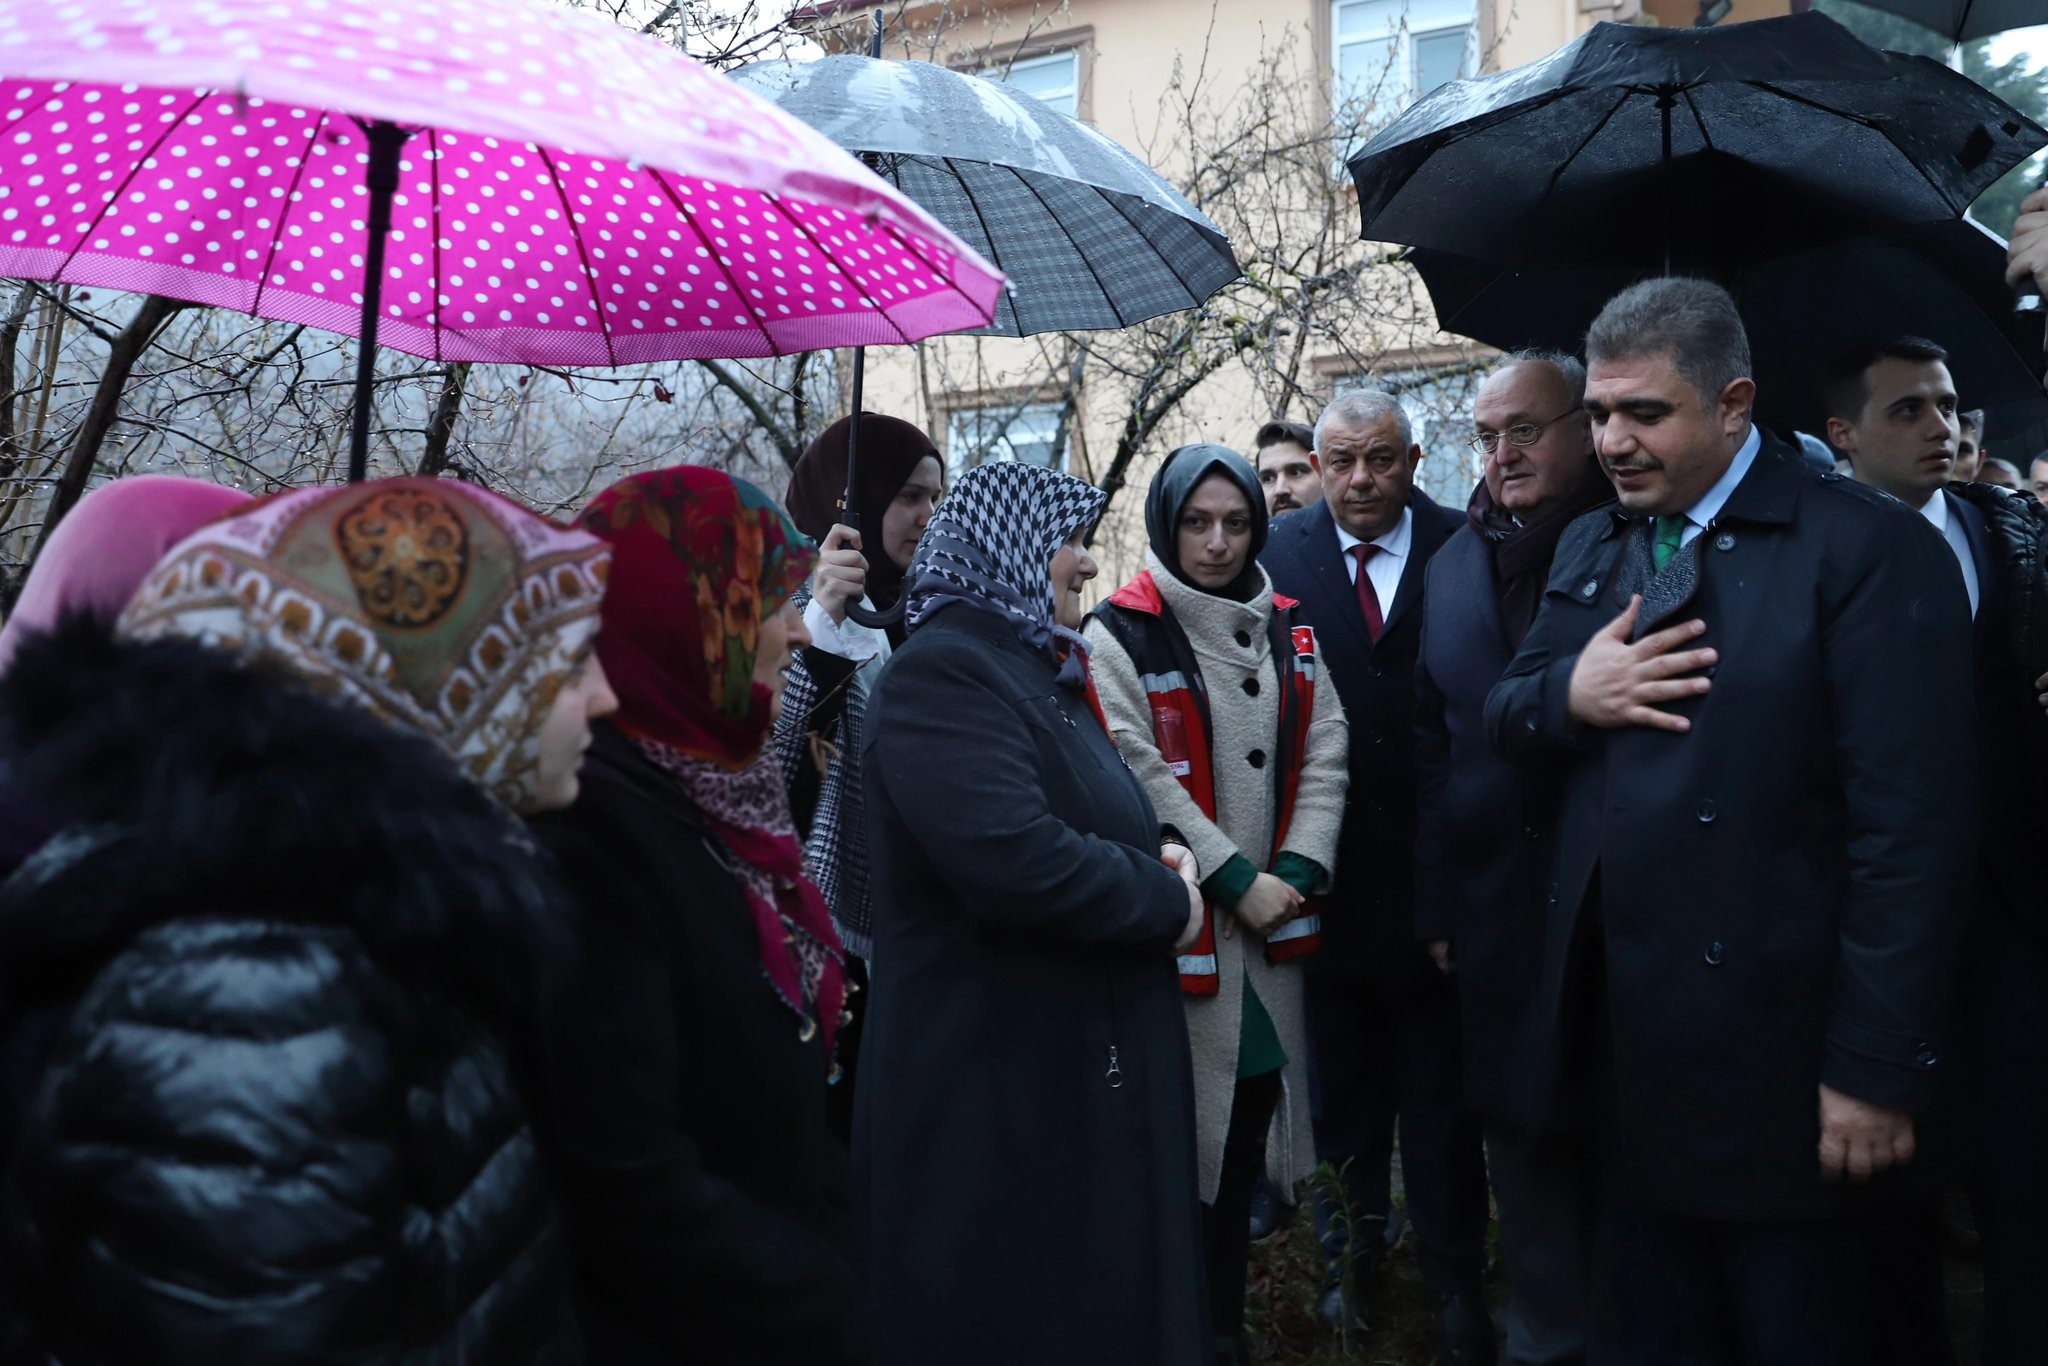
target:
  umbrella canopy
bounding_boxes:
[0,0,1004,368]
[733,54,1240,337]
[1405,218,2047,442]
[1847,0,2048,44]
[1347,12,2044,273]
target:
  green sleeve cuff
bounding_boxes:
[1201,853,1260,907]
[1272,851,1326,898]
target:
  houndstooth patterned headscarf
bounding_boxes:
[903,461,1107,671]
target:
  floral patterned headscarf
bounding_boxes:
[577,466,844,1060]
[118,478,610,814]
[577,466,817,770]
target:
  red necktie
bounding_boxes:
[1350,544,1384,643]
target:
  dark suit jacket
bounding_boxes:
[1260,489,1462,988]
[1485,437,1977,1221]
[1414,520,1592,1124]
[1948,489,2034,933]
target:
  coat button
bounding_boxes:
[1235,629,1252,648]
[1580,579,1599,599]
[1704,941,1725,967]
[1367,666,1384,679]
[1242,676,1260,697]
[1248,749,1266,768]
[1697,800,1717,823]
[1715,532,1736,552]
[1523,825,1540,841]
[1915,1045,1940,1069]
[1369,728,1384,745]
[1524,715,1539,733]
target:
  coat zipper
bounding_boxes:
[1104,967,1124,1089]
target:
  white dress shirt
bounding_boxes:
[1333,503,1412,614]
[1670,424,1763,547]
[1919,488,1981,620]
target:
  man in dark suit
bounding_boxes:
[1259,390,1491,1362]
[1486,280,1975,1363]
[1826,336,2048,1362]
[1414,351,1611,1366]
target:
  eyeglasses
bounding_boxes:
[1469,407,1581,455]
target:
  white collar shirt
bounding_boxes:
[1671,424,1763,546]
[1334,503,1413,613]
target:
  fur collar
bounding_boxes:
[0,614,568,1025]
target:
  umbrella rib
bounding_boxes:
[427,128,444,364]
[764,189,916,350]
[1752,78,1970,215]
[998,160,1131,330]
[1532,90,1633,215]
[249,110,334,323]
[55,88,213,282]
[1095,180,1218,308]
[645,169,793,354]
[533,145,619,368]
[939,156,1017,328]
[1681,89,1715,153]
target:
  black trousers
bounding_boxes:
[1303,964,1489,1297]
[1589,1188,1868,1366]
[1959,904,2048,1365]
[1200,1070,1283,1362]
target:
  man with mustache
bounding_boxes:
[1260,392,1490,1362]
[1486,279,1975,1362]
[1827,337,2048,1362]
[1255,420,1323,516]
[1414,351,1610,1366]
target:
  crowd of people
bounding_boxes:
[0,259,2044,1366]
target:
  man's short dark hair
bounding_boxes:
[1821,336,1950,426]
[1960,408,1984,437]
[1255,419,1315,454]
[1585,278,1752,407]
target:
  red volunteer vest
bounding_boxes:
[1095,571,1323,995]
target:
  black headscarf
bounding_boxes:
[783,412,940,611]
[1145,444,1269,601]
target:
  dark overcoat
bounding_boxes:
[1259,491,1462,989]
[530,721,863,1366]
[856,607,1208,1366]
[1413,521,1589,1125]
[1484,437,1977,1221]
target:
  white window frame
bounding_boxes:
[945,400,1069,476]
[982,49,1080,119]
[1331,0,1476,115]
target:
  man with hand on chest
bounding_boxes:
[1485,279,1975,1363]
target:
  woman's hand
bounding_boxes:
[811,524,868,626]
[1230,872,1303,939]
[1161,844,1204,953]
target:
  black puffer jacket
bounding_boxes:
[0,618,581,1365]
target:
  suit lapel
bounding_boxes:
[1300,502,1376,657]
[1380,492,1456,640]
[1947,489,1999,635]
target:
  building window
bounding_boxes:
[1333,0,1475,115]
[946,400,1068,475]
[984,50,1079,119]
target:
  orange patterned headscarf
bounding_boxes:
[118,478,610,813]
[576,466,816,770]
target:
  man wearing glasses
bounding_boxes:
[1259,390,1488,1362]
[1414,352,1610,1366]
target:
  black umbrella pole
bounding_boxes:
[841,345,866,533]
[349,121,409,484]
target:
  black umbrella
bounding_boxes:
[1405,217,2048,442]
[1347,12,2044,274]
[1847,0,2048,44]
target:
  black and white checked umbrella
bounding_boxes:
[733,55,1241,337]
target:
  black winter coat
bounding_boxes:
[528,721,863,1366]
[0,619,579,1365]
[856,608,1208,1366]
[1413,522,1583,1125]
[1486,439,1978,1221]
[1259,492,1462,988]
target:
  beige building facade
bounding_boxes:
[798,0,1791,581]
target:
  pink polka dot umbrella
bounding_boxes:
[0,0,1005,480]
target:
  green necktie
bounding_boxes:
[1652,514,1688,572]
